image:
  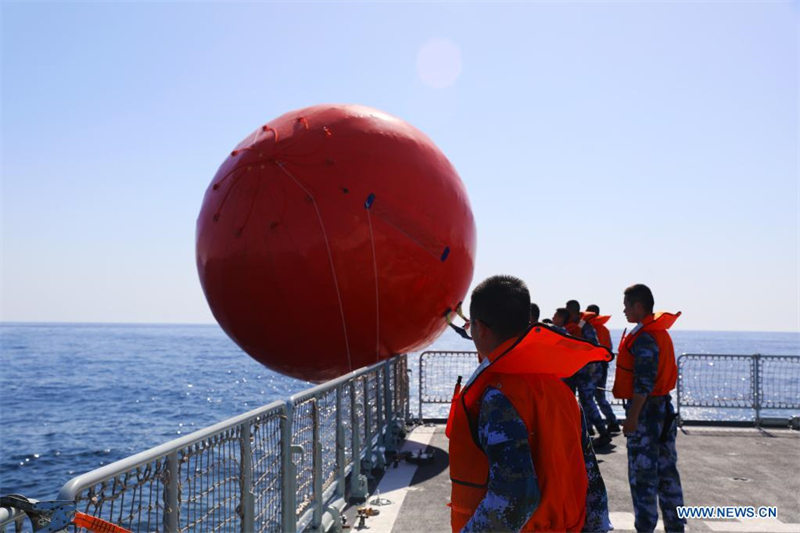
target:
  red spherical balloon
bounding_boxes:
[196,104,476,381]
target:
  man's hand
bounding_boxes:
[623,393,647,437]
[622,417,638,436]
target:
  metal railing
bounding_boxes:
[29,355,409,533]
[418,351,479,420]
[418,351,800,425]
[5,351,798,531]
[417,351,625,420]
[677,353,800,424]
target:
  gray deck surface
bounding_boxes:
[354,424,800,532]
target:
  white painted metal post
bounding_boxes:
[240,422,254,533]
[363,377,374,472]
[164,452,179,533]
[418,353,424,421]
[753,354,762,427]
[349,380,368,500]
[312,399,323,530]
[335,385,346,499]
[383,361,395,450]
[281,402,297,533]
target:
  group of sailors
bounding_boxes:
[531,300,619,449]
[445,277,685,533]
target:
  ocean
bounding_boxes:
[1,323,797,501]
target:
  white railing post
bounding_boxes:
[240,422,254,533]
[753,354,762,427]
[363,378,374,473]
[335,384,346,499]
[312,399,323,530]
[281,402,297,533]
[676,354,684,423]
[418,353,425,421]
[349,380,368,501]
[164,451,179,532]
[383,360,396,451]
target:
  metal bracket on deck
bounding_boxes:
[349,472,369,501]
[321,504,343,533]
[373,447,386,471]
[291,444,305,462]
[0,495,132,533]
[0,495,74,533]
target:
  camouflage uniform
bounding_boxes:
[626,332,685,533]
[568,323,608,435]
[463,387,539,531]
[593,333,618,426]
[464,386,611,532]
[580,410,612,532]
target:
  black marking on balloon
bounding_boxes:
[342,187,349,194]
[364,193,375,209]
[441,246,451,262]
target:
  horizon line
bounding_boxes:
[1,320,798,335]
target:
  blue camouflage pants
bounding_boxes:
[566,364,607,434]
[626,395,685,532]
[593,362,618,424]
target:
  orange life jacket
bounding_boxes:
[565,321,583,339]
[447,326,613,532]
[586,314,612,350]
[612,312,680,399]
[565,312,598,340]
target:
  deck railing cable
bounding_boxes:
[676,353,800,424]
[419,351,799,425]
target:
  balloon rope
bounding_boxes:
[237,167,261,235]
[212,166,246,221]
[230,124,278,157]
[274,160,353,372]
[366,208,381,362]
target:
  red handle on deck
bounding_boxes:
[73,511,132,533]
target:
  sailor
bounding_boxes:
[565,300,612,448]
[614,284,685,533]
[530,302,540,324]
[447,276,611,532]
[585,305,621,434]
[551,307,570,333]
[445,302,473,340]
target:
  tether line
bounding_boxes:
[365,197,381,362]
[274,160,353,372]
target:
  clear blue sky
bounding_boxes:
[2,1,797,332]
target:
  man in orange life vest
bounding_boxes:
[565,300,612,448]
[447,275,612,532]
[614,284,685,532]
[585,304,621,434]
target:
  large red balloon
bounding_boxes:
[196,104,476,381]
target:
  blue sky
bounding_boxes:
[2,1,797,332]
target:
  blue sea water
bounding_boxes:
[0,323,798,502]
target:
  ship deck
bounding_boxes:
[344,424,800,533]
